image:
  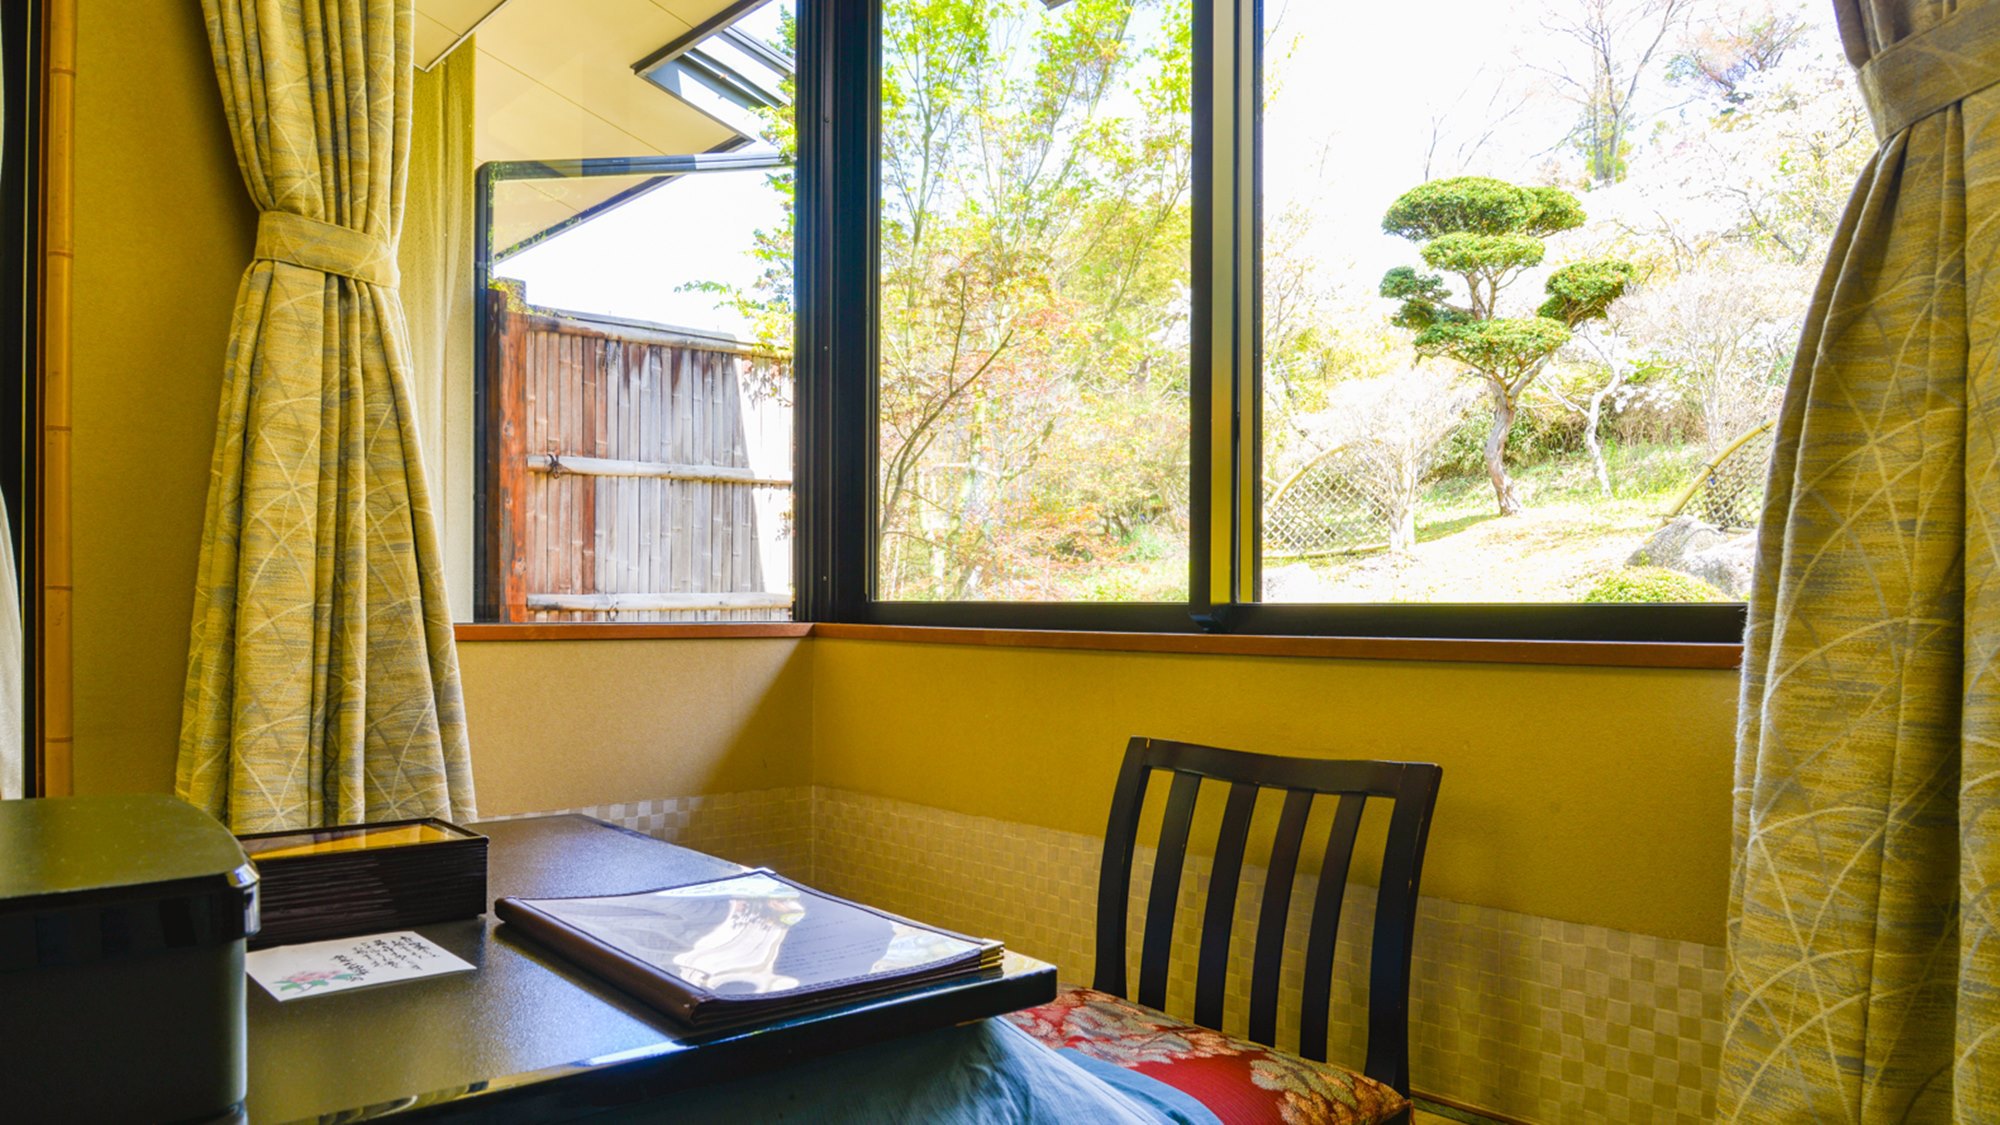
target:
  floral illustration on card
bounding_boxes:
[276,969,360,993]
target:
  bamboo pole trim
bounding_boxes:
[525,591,795,612]
[527,452,790,488]
[1658,418,1776,522]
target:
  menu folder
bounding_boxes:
[496,869,1005,1030]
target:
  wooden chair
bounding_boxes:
[1006,736,1443,1124]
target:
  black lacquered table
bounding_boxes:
[244,815,1058,1123]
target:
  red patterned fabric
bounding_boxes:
[1004,988,1409,1125]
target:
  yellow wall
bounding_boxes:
[811,639,1738,946]
[459,639,814,815]
[71,0,249,794]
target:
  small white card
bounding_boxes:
[246,931,475,1000]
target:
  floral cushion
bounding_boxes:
[1003,987,1409,1125]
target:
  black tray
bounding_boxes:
[237,818,487,948]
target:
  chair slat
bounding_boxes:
[1362,766,1442,1094]
[1248,787,1314,1046]
[1138,770,1203,1011]
[1299,792,1367,1062]
[1193,780,1259,1030]
[1093,738,1155,997]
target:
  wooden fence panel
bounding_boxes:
[480,288,792,623]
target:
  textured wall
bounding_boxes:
[458,637,814,815]
[811,638,1738,946]
[70,0,250,794]
[812,787,1725,1124]
[503,783,1731,1123]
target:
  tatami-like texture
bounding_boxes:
[496,785,1722,1123]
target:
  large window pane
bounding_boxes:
[1258,0,1867,606]
[474,0,796,623]
[876,0,1193,602]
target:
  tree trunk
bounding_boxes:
[1485,389,1523,515]
[1583,394,1611,497]
[1388,504,1418,555]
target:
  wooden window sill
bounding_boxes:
[454,622,811,642]
[809,624,1741,669]
[454,621,1740,668]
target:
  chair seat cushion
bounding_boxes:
[1000,984,1408,1112]
[1003,988,1409,1125]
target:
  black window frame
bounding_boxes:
[472,149,796,624]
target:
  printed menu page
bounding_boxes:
[246,931,475,1000]
[525,871,983,998]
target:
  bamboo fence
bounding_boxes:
[480,289,792,622]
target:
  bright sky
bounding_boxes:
[499,0,1850,333]
[1262,0,1846,286]
[496,167,786,336]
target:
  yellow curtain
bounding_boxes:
[1723,0,1999,1118]
[177,0,475,831]
[401,41,477,623]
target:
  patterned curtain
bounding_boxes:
[177,0,475,831]
[1723,0,2000,1118]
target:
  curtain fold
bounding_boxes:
[177,0,475,831]
[1,496,20,801]
[401,43,476,623]
[1723,0,1998,1118]
[1,34,18,801]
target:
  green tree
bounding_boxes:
[875,0,1193,598]
[1380,176,1635,515]
[699,0,1194,599]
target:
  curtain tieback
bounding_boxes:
[253,211,400,288]
[1858,0,2000,141]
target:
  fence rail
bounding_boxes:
[526,453,790,488]
[525,592,795,613]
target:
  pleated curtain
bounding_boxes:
[177,0,475,831]
[1723,0,2000,1118]
[401,41,477,625]
[1,38,18,801]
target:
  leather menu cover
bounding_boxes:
[496,869,1003,1029]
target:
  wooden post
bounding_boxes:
[480,287,530,623]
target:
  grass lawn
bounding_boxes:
[1264,442,1721,603]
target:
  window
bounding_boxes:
[469,0,798,624]
[791,0,1865,641]
[458,0,1865,642]
[874,0,1193,605]
[1255,0,1865,614]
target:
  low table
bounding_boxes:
[245,815,1058,1123]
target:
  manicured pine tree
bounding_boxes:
[1380,177,1635,515]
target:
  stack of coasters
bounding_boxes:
[236,820,487,948]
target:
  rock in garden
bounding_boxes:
[1680,535,1758,599]
[1628,516,1730,570]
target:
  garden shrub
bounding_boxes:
[1580,566,1724,603]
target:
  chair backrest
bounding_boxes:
[1092,737,1442,1095]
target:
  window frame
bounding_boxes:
[790,0,1749,644]
[471,149,796,624]
[458,0,1750,645]
[795,0,1221,633]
